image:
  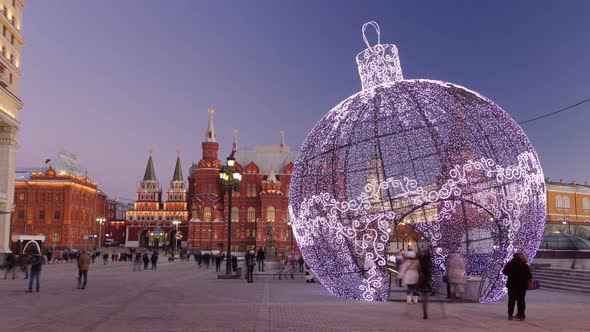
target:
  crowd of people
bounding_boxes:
[3,244,534,322]
[395,248,534,321]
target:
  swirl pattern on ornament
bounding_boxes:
[289,79,546,303]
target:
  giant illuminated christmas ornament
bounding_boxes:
[289,22,546,303]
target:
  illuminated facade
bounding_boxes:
[125,151,189,248]
[186,111,298,257]
[12,151,107,251]
[545,178,590,231]
[0,0,24,255]
[289,22,546,303]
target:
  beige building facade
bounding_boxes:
[0,0,24,255]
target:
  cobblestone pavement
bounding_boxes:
[0,258,588,332]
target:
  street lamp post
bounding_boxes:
[173,220,181,254]
[558,208,571,234]
[219,154,242,275]
[96,217,105,249]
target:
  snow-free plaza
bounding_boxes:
[0,259,587,332]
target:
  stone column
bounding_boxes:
[0,125,18,254]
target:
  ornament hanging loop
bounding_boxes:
[362,21,381,48]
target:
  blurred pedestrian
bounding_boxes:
[502,252,532,321]
[446,253,466,299]
[17,254,29,279]
[215,255,221,272]
[399,250,419,304]
[27,249,44,293]
[134,253,142,271]
[298,255,304,273]
[256,248,265,272]
[102,253,109,265]
[142,252,149,270]
[418,251,433,319]
[3,253,16,279]
[77,250,91,289]
[151,251,158,270]
[245,251,256,283]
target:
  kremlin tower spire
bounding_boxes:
[143,149,157,181]
[205,108,216,142]
[232,129,238,156]
[200,109,220,167]
[172,149,184,182]
[279,130,286,152]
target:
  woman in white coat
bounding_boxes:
[398,251,420,304]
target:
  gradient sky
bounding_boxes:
[18,1,590,200]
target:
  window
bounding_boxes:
[231,207,239,222]
[2,26,5,37]
[247,207,255,222]
[54,211,60,220]
[10,34,13,45]
[267,206,275,222]
[563,196,570,209]
[18,193,24,201]
[204,207,211,222]
[556,196,562,209]
[39,210,45,220]
[9,72,11,84]
[17,210,24,219]
[583,198,590,210]
[246,229,251,238]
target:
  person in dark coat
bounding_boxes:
[3,253,16,279]
[27,250,44,292]
[502,252,532,321]
[142,252,150,270]
[214,255,221,272]
[245,251,256,283]
[231,255,238,272]
[256,248,265,272]
[151,252,158,270]
[417,251,433,320]
[298,255,305,273]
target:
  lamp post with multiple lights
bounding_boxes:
[219,154,242,275]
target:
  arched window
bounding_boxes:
[247,207,255,222]
[204,207,211,222]
[583,198,590,210]
[267,206,275,222]
[563,196,570,209]
[556,196,562,209]
[246,229,251,238]
[231,207,239,222]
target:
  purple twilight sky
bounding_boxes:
[18,1,590,200]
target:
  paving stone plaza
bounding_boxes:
[0,258,587,332]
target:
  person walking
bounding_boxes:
[151,251,159,270]
[77,250,91,289]
[502,252,532,321]
[142,252,149,270]
[417,251,433,319]
[204,253,211,269]
[133,252,142,271]
[231,255,238,272]
[256,248,265,272]
[3,252,16,279]
[245,251,256,283]
[446,253,466,300]
[399,251,420,304]
[214,254,221,272]
[102,253,109,265]
[298,255,305,273]
[27,250,44,293]
[17,254,29,279]
[46,250,53,264]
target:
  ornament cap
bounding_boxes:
[356,21,403,90]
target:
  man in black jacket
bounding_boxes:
[502,252,532,321]
[256,248,265,272]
